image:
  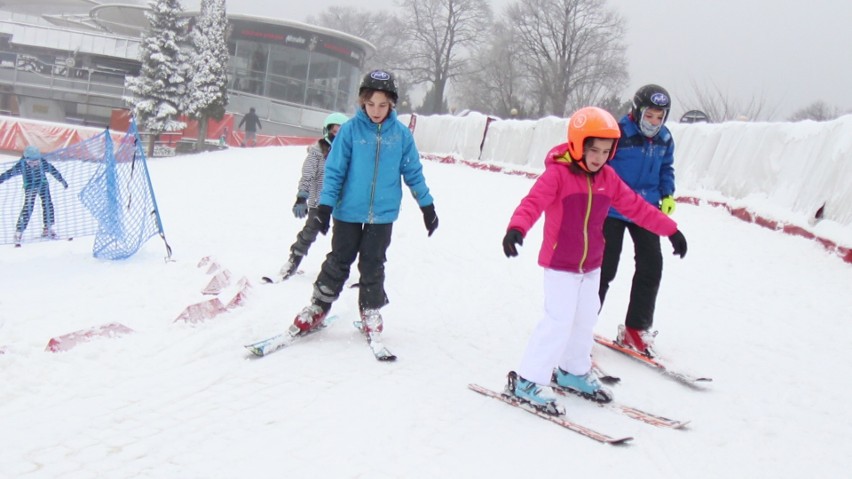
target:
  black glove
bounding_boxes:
[314,204,332,235]
[502,228,524,257]
[421,204,438,237]
[61,181,68,189]
[668,230,687,258]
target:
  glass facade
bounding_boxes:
[227,19,367,114]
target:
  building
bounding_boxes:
[0,1,374,136]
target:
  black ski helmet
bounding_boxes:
[359,70,398,103]
[631,84,671,123]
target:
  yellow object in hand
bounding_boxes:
[661,196,676,215]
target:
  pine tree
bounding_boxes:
[124,0,190,155]
[186,0,230,150]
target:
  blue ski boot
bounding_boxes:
[507,371,563,415]
[553,367,613,403]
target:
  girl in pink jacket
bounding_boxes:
[501,107,687,414]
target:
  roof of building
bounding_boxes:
[0,2,375,57]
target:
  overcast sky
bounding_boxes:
[191,0,851,120]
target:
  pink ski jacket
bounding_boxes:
[508,143,678,273]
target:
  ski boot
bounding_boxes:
[507,371,563,415]
[42,226,58,239]
[14,231,22,248]
[616,324,658,358]
[292,303,328,334]
[278,252,303,280]
[359,308,384,333]
[553,367,613,403]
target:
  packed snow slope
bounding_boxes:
[1,146,850,478]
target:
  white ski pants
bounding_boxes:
[517,267,601,385]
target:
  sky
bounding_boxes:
[2,129,852,476]
[182,0,852,120]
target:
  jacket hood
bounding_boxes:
[545,142,596,176]
[545,143,572,167]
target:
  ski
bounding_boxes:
[591,360,621,385]
[550,385,689,429]
[244,315,337,357]
[260,270,303,284]
[594,334,712,387]
[353,320,397,361]
[468,383,633,445]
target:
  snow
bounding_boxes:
[405,112,852,242]
[1,142,851,478]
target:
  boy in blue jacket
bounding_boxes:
[598,84,676,357]
[288,69,438,346]
[0,146,68,246]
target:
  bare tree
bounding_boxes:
[398,0,492,114]
[788,100,842,122]
[452,21,531,117]
[506,0,627,117]
[306,6,407,72]
[597,94,631,119]
[683,80,779,122]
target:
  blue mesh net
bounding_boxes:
[0,119,169,259]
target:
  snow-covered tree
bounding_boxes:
[186,0,230,150]
[125,0,190,153]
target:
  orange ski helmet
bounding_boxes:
[567,107,621,165]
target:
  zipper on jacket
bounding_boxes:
[646,138,655,174]
[578,175,593,272]
[368,122,382,223]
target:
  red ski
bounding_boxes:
[594,334,712,387]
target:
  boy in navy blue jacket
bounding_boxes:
[598,84,676,357]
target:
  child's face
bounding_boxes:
[642,107,666,127]
[584,138,615,172]
[364,91,392,123]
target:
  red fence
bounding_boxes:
[0,113,316,156]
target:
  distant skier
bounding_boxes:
[278,111,348,279]
[289,69,438,346]
[501,107,687,413]
[598,84,677,357]
[239,107,262,147]
[0,146,68,247]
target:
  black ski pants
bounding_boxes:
[598,217,663,331]
[312,220,393,312]
[290,208,322,257]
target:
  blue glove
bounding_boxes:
[292,191,308,218]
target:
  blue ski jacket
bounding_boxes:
[319,108,433,224]
[606,114,675,222]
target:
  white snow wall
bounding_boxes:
[401,112,852,246]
